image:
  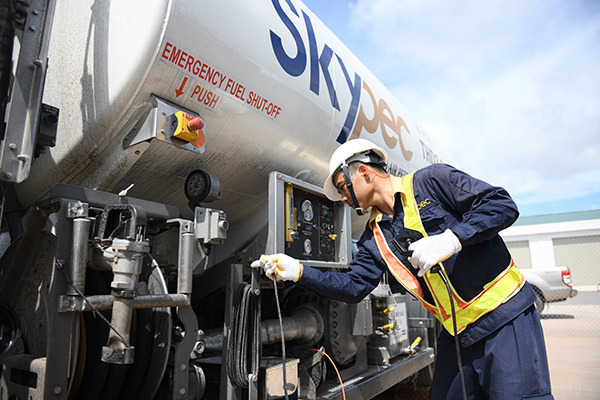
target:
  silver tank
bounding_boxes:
[18,0,450,252]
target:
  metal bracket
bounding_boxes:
[173,304,198,400]
[408,317,436,329]
[66,201,89,218]
[96,203,147,240]
[0,0,58,183]
[122,96,205,154]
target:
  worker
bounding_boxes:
[252,138,553,399]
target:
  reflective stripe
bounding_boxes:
[371,222,438,316]
[371,172,526,335]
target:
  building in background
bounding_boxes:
[501,210,600,288]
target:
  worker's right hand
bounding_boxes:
[250,254,303,282]
[408,229,462,277]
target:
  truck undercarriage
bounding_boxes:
[0,175,437,399]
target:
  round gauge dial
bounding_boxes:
[303,239,312,255]
[301,199,314,222]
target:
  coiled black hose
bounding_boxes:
[226,282,260,388]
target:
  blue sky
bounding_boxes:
[302,0,600,217]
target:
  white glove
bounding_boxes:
[408,229,462,277]
[250,254,303,282]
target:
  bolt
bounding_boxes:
[179,387,187,396]
[254,288,260,296]
[29,25,36,32]
[194,342,205,354]
[32,9,39,15]
[3,172,13,180]
[179,363,187,371]
[52,385,62,395]
[8,143,16,150]
[33,58,42,66]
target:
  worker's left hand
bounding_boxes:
[408,229,462,277]
[250,254,303,282]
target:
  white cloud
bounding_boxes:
[346,0,600,213]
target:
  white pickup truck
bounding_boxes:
[521,267,578,314]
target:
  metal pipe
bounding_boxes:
[261,306,323,345]
[178,232,194,294]
[101,238,149,364]
[102,296,134,364]
[68,218,90,295]
[65,293,189,311]
[202,305,324,352]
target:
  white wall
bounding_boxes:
[500,218,600,270]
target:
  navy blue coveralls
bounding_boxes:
[299,163,553,399]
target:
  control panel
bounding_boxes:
[284,184,336,261]
[268,172,352,268]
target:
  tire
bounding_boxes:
[533,287,545,315]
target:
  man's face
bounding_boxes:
[333,167,366,208]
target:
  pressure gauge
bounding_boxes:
[303,239,312,255]
[301,199,314,222]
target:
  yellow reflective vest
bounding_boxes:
[369,172,526,335]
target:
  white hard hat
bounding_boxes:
[323,139,388,201]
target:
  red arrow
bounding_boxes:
[175,77,188,97]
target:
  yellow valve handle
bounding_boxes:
[410,336,422,349]
[382,307,394,315]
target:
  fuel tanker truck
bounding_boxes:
[0,0,451,398]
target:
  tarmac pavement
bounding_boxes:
[380,287,600,400]
[539,288,600,400]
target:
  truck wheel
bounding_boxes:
[533,287,545,315]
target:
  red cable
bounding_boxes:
[313,348,346,400]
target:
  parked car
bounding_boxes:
[521,266,578,314]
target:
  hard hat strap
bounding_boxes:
[341,163,366,216]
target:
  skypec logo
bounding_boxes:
[269,0,414,164]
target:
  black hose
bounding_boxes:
[273,281,289,400]
[393,236,467,399]
[435,268,467,400]
[227,283,260,388]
